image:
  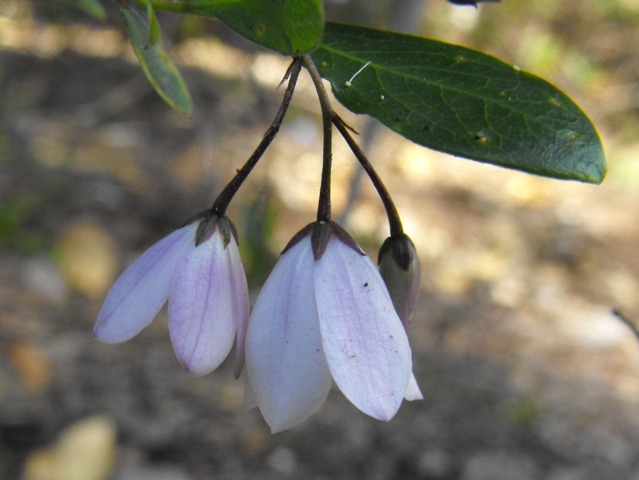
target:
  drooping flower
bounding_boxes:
[245,221,422,433]
[378,234,421,332]
[93,213,249,377]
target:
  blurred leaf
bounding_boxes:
[148,0,324,55]
[0,196,50,253]
[238,190,278,285]
[146,2,161,46]
[63,0,106,20]
[120,5,192,114]
[10,342,52,392]
[58,222,118,299]
[24,416,117,480]
[506,397,540,427]
[312,23,606,183]
[0,198,30,241]
[447,0,501,6]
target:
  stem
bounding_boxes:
[333,114,404,237]
[302,55,333,223]
[211,58,302,216]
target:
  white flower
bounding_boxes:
[246,221,422,432]
[93,213,249,376]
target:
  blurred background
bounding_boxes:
[1,0,639,478]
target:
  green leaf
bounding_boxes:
[312,23,606,183]
[148,0,324,56]
[64,0,106,20]
[120,6,192,115]
[146,2,161,46]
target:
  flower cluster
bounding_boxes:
[94,57,423,432]
[94,216,421,432]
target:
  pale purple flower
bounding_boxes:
[246,221,422,433]
[94,213,249,377]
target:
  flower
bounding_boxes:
[93,213,249,377]
[378,234,421,332]
[245,221,422,432]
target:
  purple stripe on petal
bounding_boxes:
[315,238,412,421]
[168,229,237,376]
[94,223,197,343]
[246,238,332,433]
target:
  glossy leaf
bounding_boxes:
[312,23,606,183]
[119,6,192,115]
[149,0,324,56]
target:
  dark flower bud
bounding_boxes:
[378,234,421,332]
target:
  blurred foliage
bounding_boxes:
[237,190,279,287]
[0,196,51,254]
[63,0,106,20]
[139,0,325,56]
[119,4,193,114]
[504,396,541,429]
[23,415,117,480]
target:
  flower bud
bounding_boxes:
[378,234,421,332]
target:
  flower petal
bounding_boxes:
[94,223,197,343]
[315,238,412,421]
[168,229,240,376]
[404,372,424,401]
[246,238,331,433]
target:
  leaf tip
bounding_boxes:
[585,159,607,185]
[574,137,607,184]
